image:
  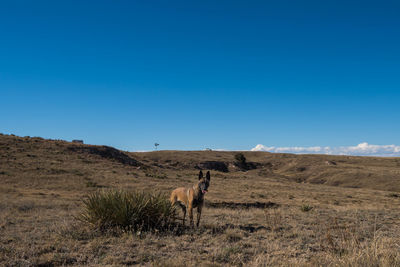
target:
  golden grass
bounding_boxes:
[1,133,400,266]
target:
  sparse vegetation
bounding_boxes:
[225,228,243,242]
[2,133,400,266]
[264,208,284,231]
[144,170,168,179]
[85,180,103,188]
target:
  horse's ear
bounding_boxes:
[199,170,203,180]
[206,171,210,181]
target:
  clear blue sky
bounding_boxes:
[1,1,399,151]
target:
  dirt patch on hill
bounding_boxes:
[206,223,268,234]
[68,145,143,167]
[233,161,259,171]
[207,201,279,209]
[195,161,229,172]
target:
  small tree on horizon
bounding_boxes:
[234,153,247,164]
[234,153,248,170]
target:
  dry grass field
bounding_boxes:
[1,133,400,266]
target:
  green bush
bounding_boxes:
[79,190,177,232]
[300,204,313,212]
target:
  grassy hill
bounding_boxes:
[130,149,400,192]
[1,133,400,266]
[2,133,400,193]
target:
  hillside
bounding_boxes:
[1,133,400,266]
[2,133,400,193]
[130,150,400,192]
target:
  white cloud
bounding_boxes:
[251,142,400,157]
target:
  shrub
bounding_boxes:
[387,193,400,198]
[234,153,249,171]
[234,153,247,164]
[79,190,177,233]
[300,204,313,212]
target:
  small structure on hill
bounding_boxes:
[72,140,84,144]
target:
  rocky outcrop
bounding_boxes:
[233,161,258,171]
[195,161,229,172]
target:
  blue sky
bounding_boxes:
[1,1,400,152]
